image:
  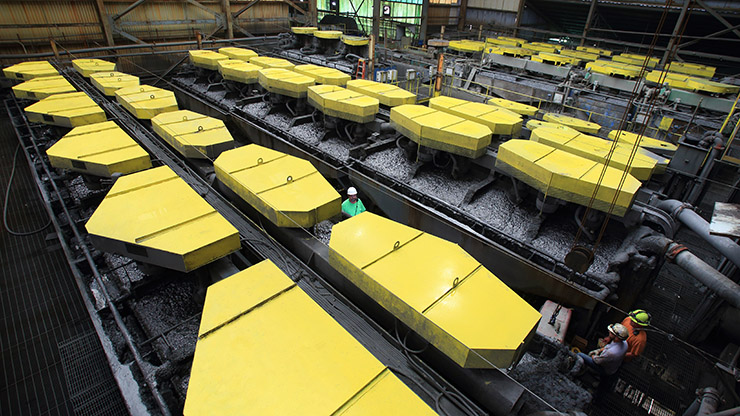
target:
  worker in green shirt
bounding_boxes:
[342,187,366,217]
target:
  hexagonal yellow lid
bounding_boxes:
[185,259,435,415]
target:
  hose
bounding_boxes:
[3,144,52,236]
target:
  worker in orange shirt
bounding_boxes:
[622,309,650,362]
[599,309,650,362]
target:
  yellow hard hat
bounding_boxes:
[629,309,651,326]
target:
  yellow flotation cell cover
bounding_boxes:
[612,53,659,68]
[12,75,75,100]
[214,144,341,228]
[487,97,538,116]
[46,121,151,177]
[346,79,416,107]
[391,104,492,159]
[4,61,58,80]
[496,140,640,216]
[448,40,485,53]
[314,30,343,40]
[307,85,379,124]
[258,68,315,99]
[184,259,436,415]
[530,126,658,181]
[189,50,230,71]
[115,85,179,119]
[559,49,599,62]
[72,58,117,77]
[531,53,580,66]
[526,42,560,53]
[586,60,643,79]
[90,71,140,96]
[485,37,522,47]
[218,47,258,62]
[429,95,522,136]
[291,26,318,35]
[250,56,296,70]
[294,64,351,86]
[543,113,601,134]
[152,110,235,159]
[24,91,106,128]
[329,212,542,369]
[608,130,677,156]
[85,166,240,272]
[577,46,612,56]
[218,59,261,84]
[342,35,369,46]
[668,61,715,78]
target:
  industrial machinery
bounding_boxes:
[4,22,740,416]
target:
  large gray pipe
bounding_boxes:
[706,406,740,416]
[698,388,721,416]
[639,236,740,309]
[657,199,740,269]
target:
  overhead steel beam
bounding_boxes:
[661,0,691,67]
[579,0,597,46]
[222,0,234,38]
[678,22,740,48]
[283,0,307,15]
[518,25,669,49]
[693,0,740,39]
[112,0,147,21]
[94,0,115,46]
[677,48,740,63]
[185,0,220,16]
[233,22,255,37]
[112,25,147,44]
[233,0,261,18]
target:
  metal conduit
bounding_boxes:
[657,199,740,269]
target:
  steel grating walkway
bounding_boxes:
[0,109,127,415]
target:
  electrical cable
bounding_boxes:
[3,144,52,236]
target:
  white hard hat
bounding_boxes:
[347,187,357,196]
[608,323,629,341]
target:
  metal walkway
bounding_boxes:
[0,108,127,415]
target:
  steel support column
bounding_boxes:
[309,0,318,25]
[221,0,233,39]
[579,0,597,46]
[94,0,115,46]
[457,0,468,31]
[661,0,691,67]
[420,0,430,43]
[513,0,525,37]
[372,0,381,42]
